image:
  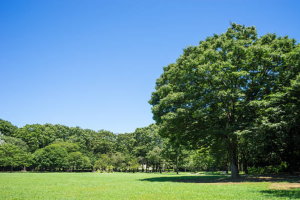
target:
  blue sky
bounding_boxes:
[1,0,299,133]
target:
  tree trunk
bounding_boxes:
[226,151,229,173]
[176,155,179,175]
[287,129,295,175]
[288,159,294,175]
[10,166,13,173]
[243,159,248,174]
[176,147,179,175]
[230,143,240,179]
[176,165,178,174]
[159,161,162,174]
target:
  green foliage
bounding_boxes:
[52,141,80,153]
[93,154,112,171]
[105,165,114,173]
[0,143,27,171]
[0,132,5,146]
[146,146,162,165]
[110,152,125,170]
[17,124,51,152]
[248,162,288,174]
[33,144,68,170]
[2,135,29,151]
[149,23,300,177]
[128,157,140,172]
[65,152,91,171]
[0,119,18,136]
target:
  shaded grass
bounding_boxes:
[260,189,300,199]
[0,172,299,199]
[140,175,228,183]
[142,174,300,183]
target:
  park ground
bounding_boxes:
[0,172,299,199]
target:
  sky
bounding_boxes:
[1,0,299,133]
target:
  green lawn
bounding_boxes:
[0,172,299,199]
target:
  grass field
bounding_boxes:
[0,172,299,199]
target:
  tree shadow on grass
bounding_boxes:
[140,175,300,184]
[140,175,225,183]
[260,189,300,199]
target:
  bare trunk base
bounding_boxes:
[230,142,241,179]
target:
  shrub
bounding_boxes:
[248,163,287,174]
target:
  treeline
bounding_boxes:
[0,121,159,172]
[0,118,297,174]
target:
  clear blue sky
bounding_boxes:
[1,0,299,133]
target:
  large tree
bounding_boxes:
[149,23,299,178]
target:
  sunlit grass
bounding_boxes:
[0,172,299,199]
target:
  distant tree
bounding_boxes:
[93,154,112,171]
[33,144,68,171]
[65,152,91,171]
[80,156,91,171]
[0,119,18,137]
[0,143,27,172]
[111,152,125,171]
[17,124,46,152]
[132,124,162,172]
[161,139,189,174]
[146,146,162,173]
[128,157,140,173]
[115,132,136,155]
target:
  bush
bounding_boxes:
[248,163,287,174]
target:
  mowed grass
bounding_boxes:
[0,172,299,200]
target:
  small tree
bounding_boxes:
[146,146,162,173]
[128,157,140,173]
[65,152,84,171]
[111,152,125,171]
[93,154,112,172]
